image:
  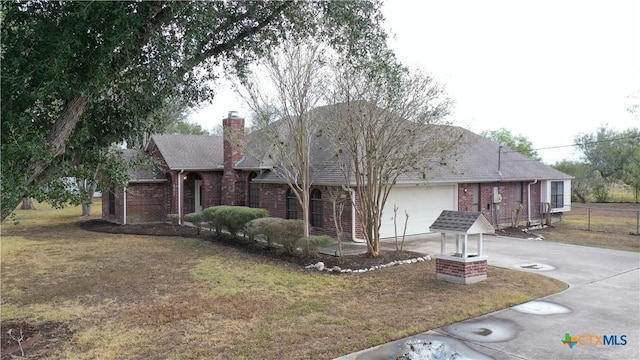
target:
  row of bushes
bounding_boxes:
[183,206,332,255]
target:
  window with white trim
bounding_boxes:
[551,181,564,208]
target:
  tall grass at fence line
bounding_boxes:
[566,203,640,235]
[586,184,637,203]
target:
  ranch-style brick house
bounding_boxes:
[102,110,572,240]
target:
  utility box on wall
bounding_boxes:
[492,186,502,203]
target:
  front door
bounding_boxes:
[195,180,203,212]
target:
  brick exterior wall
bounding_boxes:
[106,117,548,235]
[102,188,124,224]
[258,183,288,219]
[101,183,169,224]
[108,173,546,234]
[126,183,169,223]
[458,181,542,227]
[222,116,245,205]
[436,256,487,284]
[181,172,223,214]
[255,183,357,238]
[436,257,487,277]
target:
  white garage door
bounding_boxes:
[379,185,457,238]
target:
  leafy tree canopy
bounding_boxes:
[552,160,603,203]
[481,128,541,161]
[574,126,640,201]
[1,0,390,220]
[163,121,211,136]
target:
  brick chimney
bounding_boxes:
[221,111,245,205]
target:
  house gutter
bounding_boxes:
[178,169,184,225]
[123,187,127,225]
[527,179,538,224]
[349,189,365,243]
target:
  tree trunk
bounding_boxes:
[82,203,92,216]
[27,96,87,186]
[77,178,98,216]
[1,95,88,222]
[21,197,37,210]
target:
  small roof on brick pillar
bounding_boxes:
[430,210,495,258]
[429,210,495,235]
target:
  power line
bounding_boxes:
[501,134,640,154]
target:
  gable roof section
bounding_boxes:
[430,210,495,234]
[122,149,166,182]
[148,134,224,170]
[245,125,350,185]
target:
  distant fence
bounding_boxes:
[569,204,640,235]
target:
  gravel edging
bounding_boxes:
[305,255,433,274]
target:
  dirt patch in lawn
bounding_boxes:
[1,321,72,359]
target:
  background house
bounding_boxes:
[103,111,572,240]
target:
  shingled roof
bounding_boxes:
[123,149,166,182]
[421,129,572,183]
[147,134,224,170]
[141,104,571,184]
[429,210,494,234]
[251,124,571,185]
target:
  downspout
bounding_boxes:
[527,179,538,224]
[349,189,365,243]
[178,169,184,225]
[123,187,127,225]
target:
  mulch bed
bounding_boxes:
[494,225,546,239]
[76,219,424,270]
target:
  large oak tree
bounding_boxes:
[1,0,389,221]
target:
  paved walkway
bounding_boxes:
[333,234,640,360]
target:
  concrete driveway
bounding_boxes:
[335,234,640,360]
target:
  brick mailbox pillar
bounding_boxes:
[435,255,488,284]
[429,210,495,285]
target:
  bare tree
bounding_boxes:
[324,64,460,257]
[236,41,328,240]
[326,186,349,257]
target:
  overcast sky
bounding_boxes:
[188,0,640,165]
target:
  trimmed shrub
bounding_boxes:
[184,212,204,234]
[223,206,270,236]
[244,217,281,244]
[203,206,269,237]
[262,219,304,255]
[202,206,224,235]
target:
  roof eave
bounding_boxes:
[128,179,168,184]
[166,166,224,171]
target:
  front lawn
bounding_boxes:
[1,202,567,359]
